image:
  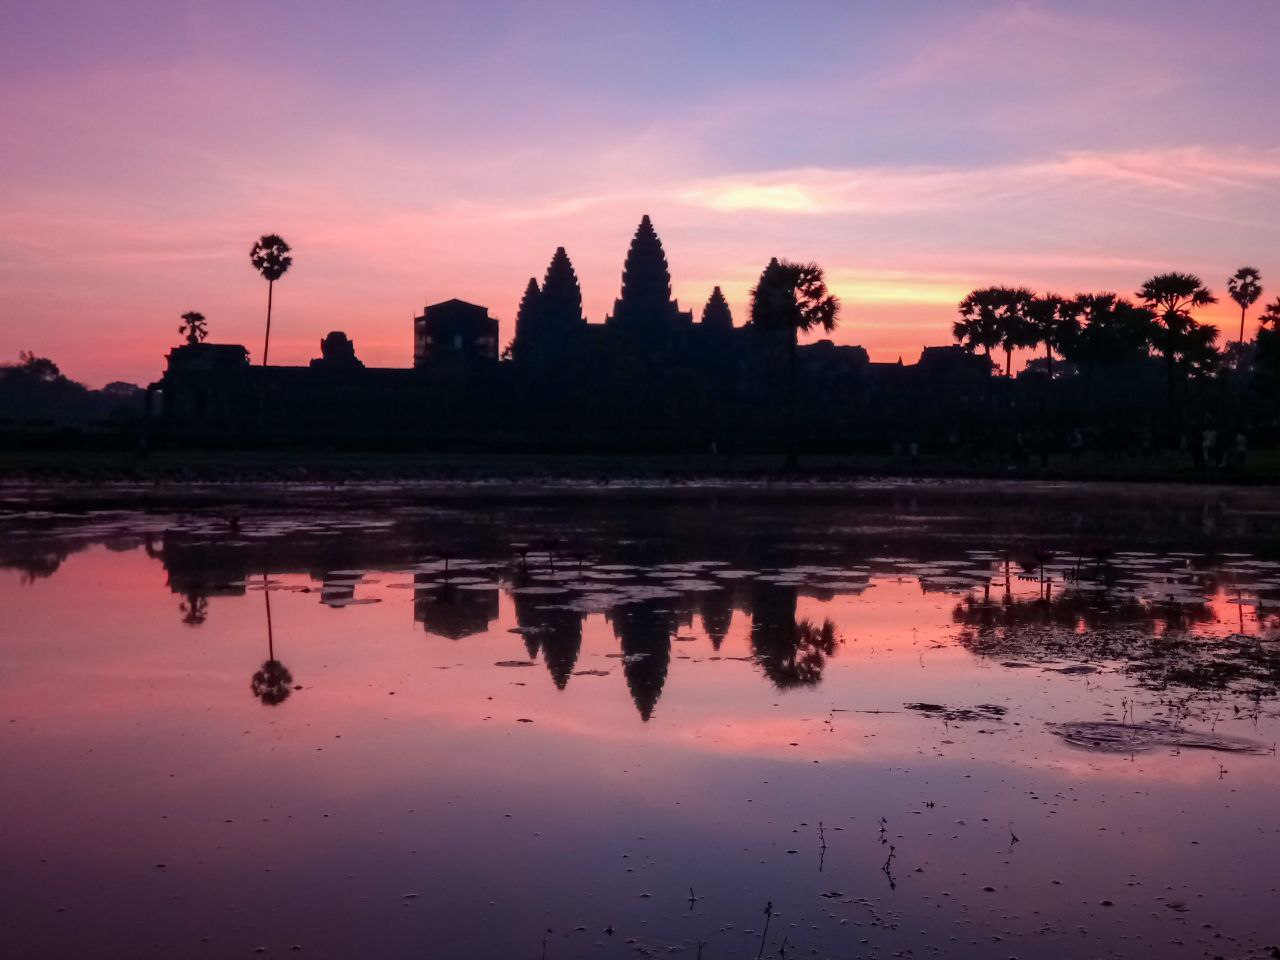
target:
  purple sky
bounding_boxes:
[2,0,1279,385]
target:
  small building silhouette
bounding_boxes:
[414,299,499,366]
[310,331,364,371]
[165,342,250,375]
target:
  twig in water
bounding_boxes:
[882,843,897,891]
[755,901,773,960]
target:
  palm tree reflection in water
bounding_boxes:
[748,584,842,689]
[251,573,294,706]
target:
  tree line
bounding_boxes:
[951,268,1276,388]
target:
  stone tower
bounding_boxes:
[606,215,692,348]
[701,286,733,330]
[511,277,540,358]
[516,248,585,361]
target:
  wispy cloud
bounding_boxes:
[679,148,1280,217]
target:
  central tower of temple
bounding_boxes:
[605,215,692,349]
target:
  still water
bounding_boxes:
[2,484,1279,959]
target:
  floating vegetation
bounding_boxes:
[905,702,1009,723]
[1048,721,1270,754]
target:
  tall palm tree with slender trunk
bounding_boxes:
[1227,266,1263,343]
[250,234,292,366]
[749,258,841,469]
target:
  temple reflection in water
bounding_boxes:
[4,494,1278,723]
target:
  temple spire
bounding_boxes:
[541,248,584,330]
[607,215,691,341]
[513,248,585,361]
[701,286,733,329]
[619,214,672,310]
[512,277,540,357]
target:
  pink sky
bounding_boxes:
[2,1,1279,386]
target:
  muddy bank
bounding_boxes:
[3,448,1280,492]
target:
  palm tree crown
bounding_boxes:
[749,259,840,337]
[1227,266,1263,343]
[250,234,292,282]
[1061,294,1155,369]
[955,286,1035,376]
[178,310,207,345]
[1259,297,1280,330]
[1138,273,1220,382]
[1137,272,1216,327]
[1025,293,1078,377]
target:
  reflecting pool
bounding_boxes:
[3,485,1279,958]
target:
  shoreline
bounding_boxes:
[2,451,1279,515]
[2,449,1279,482]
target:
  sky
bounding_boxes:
[2,0,1280,386]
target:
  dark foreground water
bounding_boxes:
[2,483,1280,959]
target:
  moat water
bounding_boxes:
[3,485,1279,959]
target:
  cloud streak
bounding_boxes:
[679,148,1280,217]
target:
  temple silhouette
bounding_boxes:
[149,214,988,450]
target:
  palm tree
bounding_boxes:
[178,310,208,345]
[955,286,1035,376]
[953,288,1002,365]
[1062,294,1155,370]
[1025,293,1078,379]
[250,573,293,706]
[1256,298,1280,385]
[995,287,1036,377]
[1227,266,1263,343]
[1139,272,1217,329]
[748,258,841,469]
[249,234,292,366]
[1138,273,1220,408]
[1260,297,1280,330]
